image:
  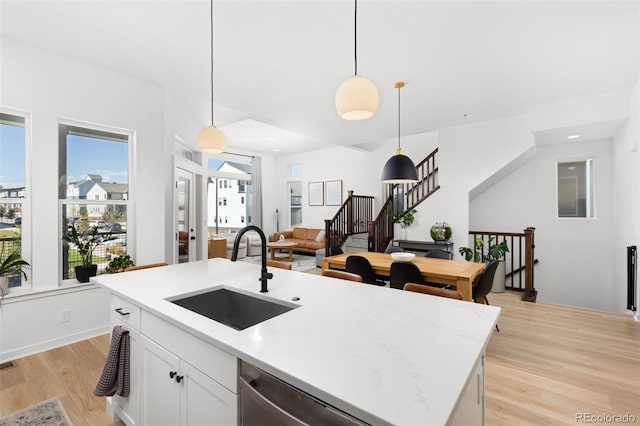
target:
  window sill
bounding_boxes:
[0,281,101,305]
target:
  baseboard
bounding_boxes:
[0,325,110,363]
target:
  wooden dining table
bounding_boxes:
[321,251,486,302]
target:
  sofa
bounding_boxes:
[273,227,325,255]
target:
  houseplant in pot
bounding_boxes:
[459,236,509,292]
[390,208,417,239]
[63,224,112,282]
[0,248,30,296]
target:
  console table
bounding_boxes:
[392,240,455,259]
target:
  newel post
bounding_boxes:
[522,227,537,302]
[324,219,332,254]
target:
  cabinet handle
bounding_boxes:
[169,371,177,379]
[175,375,184,383]
[115,308,130,316]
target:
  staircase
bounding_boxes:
[369,147,440,252]
[324,193,375,253]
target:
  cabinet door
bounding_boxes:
[450,354,484,426]
[142,337,181,426]
[180,360,238,426]
[110,319,141,426]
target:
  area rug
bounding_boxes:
[240,254,318,272]
[0,397,72,426]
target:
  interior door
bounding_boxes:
[176,168,196,263]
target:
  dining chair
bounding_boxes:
[329,246,344,256]
[403,283,463,300]
[472,259,500,331]
[389,261,425,289]
[424,249,450,259]
[124,262,169,272]
[321,269,363,283]
[345,255,386,286]
[266,259,293,270]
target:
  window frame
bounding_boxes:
[0,108,32,292]
[58,118,135,285]
[556,157,595,220]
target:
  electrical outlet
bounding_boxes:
[60,309,70,323]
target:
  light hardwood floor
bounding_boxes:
[1,290,638,425]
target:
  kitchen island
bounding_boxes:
[93,258,500,425]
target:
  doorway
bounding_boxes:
[175,168,196,263]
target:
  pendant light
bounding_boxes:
[198,0,227,153]
[381,82,418,183]
[335,0,379,120]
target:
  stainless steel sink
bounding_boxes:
[169,288,298,330]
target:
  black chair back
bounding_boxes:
[472,260,500,300]
[346,255,380,285]
[425,249,450,259]
[390,261,425,290]
[329,245,344,256]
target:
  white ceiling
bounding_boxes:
[1,1,638,155]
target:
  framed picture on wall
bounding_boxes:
[308,181,324,206]
[325,180,343,206]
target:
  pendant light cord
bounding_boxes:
[354,0,358,76]
[397,84,401,151]
[209,0,214,126]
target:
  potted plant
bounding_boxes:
[106,254,134,273]
[63,224,112,282]
[0,248,30,296]
[388,208,417,240]
[459,236,509,292]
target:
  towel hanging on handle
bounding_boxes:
[94,325,130,397]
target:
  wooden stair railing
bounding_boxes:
[369,147,441,253]
[324,193,374,253]
[466,227,537,302]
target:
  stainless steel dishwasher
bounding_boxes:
[239,360,367,426]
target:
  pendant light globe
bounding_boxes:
[335,75,379,120]
[198,125,227,154]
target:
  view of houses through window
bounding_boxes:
[59,123,129,281]
[0,112,27,290]
[207,158,253,235]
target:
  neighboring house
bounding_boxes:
[66,174,103,199]
[0,186,25,209]
[85,182,128,216]
[208,162,253,230]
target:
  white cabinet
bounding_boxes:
[449,354,484,426]
[107,295,141,426]
[140,312,238,426]
[105,293,238,426]
[141,336,237,426]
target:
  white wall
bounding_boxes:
[470,139,615,311]
[612,79,640,318]
[0,39,167,361]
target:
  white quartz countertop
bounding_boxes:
[93,258,500,425]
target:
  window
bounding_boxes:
[557,159,594,218]
[59,122,130,281]
[0,112,28,290]
[289,164,302,177]
[206,158,253,234]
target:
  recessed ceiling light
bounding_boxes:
[567,166,577,171]
[274,148,279,152]
[268,137,276,141]
[567,134,580,139]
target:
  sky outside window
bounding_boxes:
[66,135,128,184]
[0,122,26,189]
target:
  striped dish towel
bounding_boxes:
[94,326,130,397]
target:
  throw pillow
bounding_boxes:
[315,230,326,242]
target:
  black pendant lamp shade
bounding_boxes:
[381,82,418,183]
[381,152,419,183]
